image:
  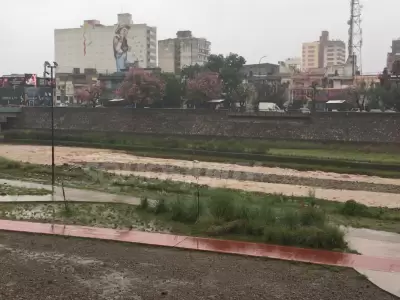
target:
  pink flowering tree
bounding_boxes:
[116,68,166,106]
[75,83,102,107]
[185,72,224,107]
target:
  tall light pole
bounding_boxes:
[44,61,58,198]
[258,55,268,76]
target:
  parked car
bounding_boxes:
[299,107,311,114]
[259,102,284,112]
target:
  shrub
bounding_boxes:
[299,207,326,226]
[263,225,346,250]
[258,205,277,225]
[169,197,198,223]
[263,226,296,246]
[154,198,167,215]
[205,220,244,236]
[139,197,148,210]
[296,226,346,250]
[280,209,300,229]
[208,192,236,221]
[340,200,369,217]
[169,198,186,221]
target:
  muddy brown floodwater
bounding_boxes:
[1,144,400,186]
[1,144,400,208]
[0,231,397,300]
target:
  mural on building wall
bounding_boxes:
[83,20,96,56]
[113,23,131,72]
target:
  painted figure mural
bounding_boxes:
[113,24,131,72]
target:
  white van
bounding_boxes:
[259,102,284,112]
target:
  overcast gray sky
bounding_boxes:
[0,0,397,75]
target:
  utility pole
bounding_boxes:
[44,61,58,199]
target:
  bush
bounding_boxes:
[263,225,346,250]
[139,197,149,210]
[205,220,244,236]
[280,209,300,229]
[154,198,167,215]
[296,226,347,250]
[340,200,369,217]
[169,197,198,223]
[299,207,326,226]
[208,192,236,221]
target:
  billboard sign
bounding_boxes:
[24,74,37,86]
[36,77,54,87]
[0,76,25,86]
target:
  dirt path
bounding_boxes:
[1,144,400,186]
[0,231,396,300]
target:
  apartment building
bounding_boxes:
[302,42,319,70]
[54,13,157,74]
[158,31,211,73]
[324,40,346,66]
[386,39,400,72]
[302,31,346,70]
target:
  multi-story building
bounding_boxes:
[302,42,319,70]
[158,31,211,73]
[54,13,157,74]
[284,57,302,72]
[324,40,346,66]
[386,39,400,72]
[55,68,99,104]
[302,31,346,70]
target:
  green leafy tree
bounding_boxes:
[181,64,203,79]
[347,80,368,111]
[204,53,246,102]
[160,72,182,108]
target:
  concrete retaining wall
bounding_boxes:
[11,107,400,143]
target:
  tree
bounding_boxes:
[204,53,246,101]
[116,68,166,106]
[181,64,203,79]
[205,54,225,73]
[310,81,319,113]
[347,80,367,111]
[186,71,223,107]
[375,66,400,111]
[75,83,102,107]
[160,72,183,108]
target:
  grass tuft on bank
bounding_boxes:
[0,156,398,234]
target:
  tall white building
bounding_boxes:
[301,31,346,70]
[54,13,157,73]
[324,40,346,67]
[158,31,211,73]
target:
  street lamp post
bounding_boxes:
[258,55,268,76]
[44,61,58,198]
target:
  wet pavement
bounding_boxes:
[346,228,400,297]
[0,219,399,274]
[1,231,396,300]
[0,179,141,205]
[0,178,399,297]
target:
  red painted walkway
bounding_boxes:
[0,219,399,273]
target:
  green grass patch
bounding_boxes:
[0,156,398,234]
[0,184,51,196]
[269,148,400,164]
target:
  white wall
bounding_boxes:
[158,39,176,73]
[54,22,157,73]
